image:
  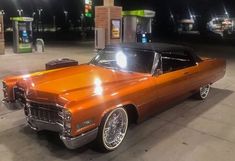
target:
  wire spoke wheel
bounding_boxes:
[102,108,128,150]
[200,84,210,99]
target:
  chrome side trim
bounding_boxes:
[60,128,98,149]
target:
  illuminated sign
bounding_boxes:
[111,19,121,39]
[122,10,156,18]
[11,17,34,22]
[85,0,92,17]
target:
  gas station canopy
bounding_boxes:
[122,10,156,18]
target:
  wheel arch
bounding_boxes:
[99,102,139,126]
[123,104,139,124]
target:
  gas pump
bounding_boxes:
[123,10,155,43]
[11,17,33,53]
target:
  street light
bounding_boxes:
[17,9,23,16]
[37,9,43,20]
[190,14,196,20]
[169,10,174,20]
[0,10,5,15]
[223,5,229,18]
[64,10,68,22]
[37,9,43,32]
[225,11,229,18]
[32,12,36,18]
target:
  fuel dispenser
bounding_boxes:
[11,17,33,53]
[123,10,155,43]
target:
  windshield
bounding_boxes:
[90,48,155,74]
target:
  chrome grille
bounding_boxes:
[29,102,63,124]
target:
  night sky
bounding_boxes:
[0,0,235,33]
[0,0,234,18]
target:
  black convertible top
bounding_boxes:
[106,43,193,53]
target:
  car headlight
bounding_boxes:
[64,110,72,122]
[24,102,31,116]
[2,81,9,100]
[59,109,72,135]
[2,81,7,89]
[59,109,72,121]
[2,81,7,92]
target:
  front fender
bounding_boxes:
[2,77,20,102]
[99,101,139,124]
[68,99,138,137]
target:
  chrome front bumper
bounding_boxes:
[27,117,98,150]
[60,128,98,149]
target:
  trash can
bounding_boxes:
[35,38,45,53]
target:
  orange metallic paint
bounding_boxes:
[2,57,226,137]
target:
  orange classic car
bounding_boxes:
[2,43,226,151]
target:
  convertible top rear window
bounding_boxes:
[91,48,155,74]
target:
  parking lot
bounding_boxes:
[0,41,235,161]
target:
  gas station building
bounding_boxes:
[0,14,4,55]
[94,0,155,49]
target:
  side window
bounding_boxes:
[161,50,195,73]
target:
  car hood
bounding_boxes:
[19,64,149,104]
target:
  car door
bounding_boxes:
[150,50,196,114]
[180,51,217,93]
[179,51,201,92]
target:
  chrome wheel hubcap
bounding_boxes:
[200,84,210,99]
[103,108,128,150]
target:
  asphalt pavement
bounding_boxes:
[0,41,235,161]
